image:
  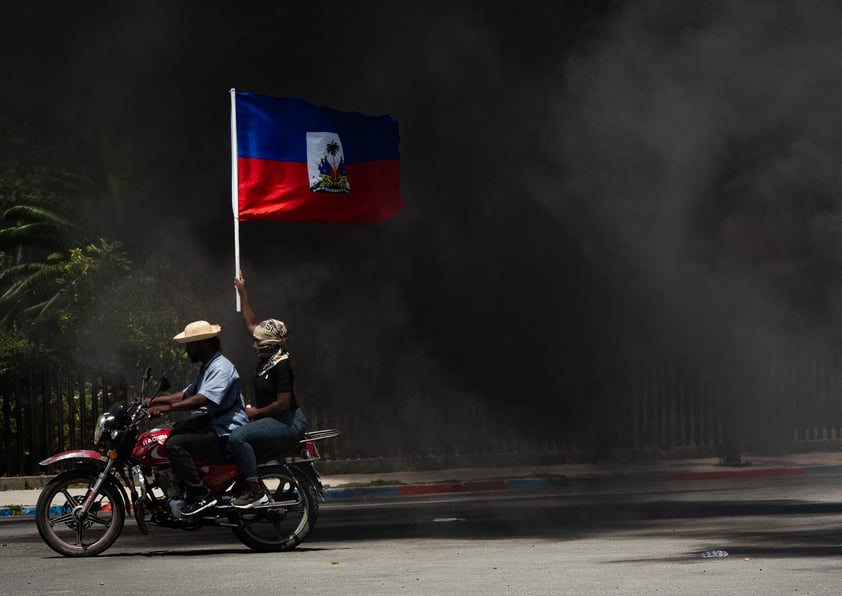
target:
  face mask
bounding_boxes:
[253,340,277,357]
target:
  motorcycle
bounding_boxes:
[35,368,340,557]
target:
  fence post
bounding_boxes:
[57,370,65,452]
[15,373,23,476]
[40,368,50,468]
[79,372,87,448]
[1,374,10,475]
[69,373,77,450]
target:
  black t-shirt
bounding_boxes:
[253,358,299,419]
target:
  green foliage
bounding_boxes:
[0,120,80,338]
[0,324,40,374]
[58,239,132,325]
[0,117,203,380]
[0,256,65,319]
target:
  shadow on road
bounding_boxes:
[313,491,842,561]
[13,486,842,560]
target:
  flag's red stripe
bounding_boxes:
[238,158,402,223]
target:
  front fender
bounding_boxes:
[45,466,131,517]
[39,450,108,470]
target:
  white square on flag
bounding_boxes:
[306,132,350,193]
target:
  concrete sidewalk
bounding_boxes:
[4,450,842,518]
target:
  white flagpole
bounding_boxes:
[230,88,242,312]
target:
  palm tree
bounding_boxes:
[0,204,70,264]
[325,140,340,175]
[0,117,137,369]
[0,202,72,321]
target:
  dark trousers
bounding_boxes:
[165,428,221,500]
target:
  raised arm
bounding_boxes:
[234,271,259,336]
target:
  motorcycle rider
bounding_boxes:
[147,320,249,516]
[228,272,307,508]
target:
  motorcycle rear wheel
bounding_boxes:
[35,469,125,557]
[231,465,318,552]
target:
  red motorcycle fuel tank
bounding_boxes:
[132,427,171,466]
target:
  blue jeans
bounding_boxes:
[227,410,307,481]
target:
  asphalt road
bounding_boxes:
[3,475,842,595]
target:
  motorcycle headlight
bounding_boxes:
[94,413,116,445]
[94,402,129,445]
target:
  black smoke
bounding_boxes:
[3,1,841,457]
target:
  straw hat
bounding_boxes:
[173,320,222,343]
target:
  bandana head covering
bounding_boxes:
[253,319,290,375]
[253,319,288,347]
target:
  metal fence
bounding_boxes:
[0,369,129,476]
[1,350,841,476]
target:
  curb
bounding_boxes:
[4,463,842,518]
[560,464,842,486]
[0,506,36,519]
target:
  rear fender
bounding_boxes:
[291,463,325,501]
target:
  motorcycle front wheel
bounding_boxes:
[35,469,126,557]
[231,465,318,552]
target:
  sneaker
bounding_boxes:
[233,489,270,509]
[181,496,218,516]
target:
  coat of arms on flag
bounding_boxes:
[307,132,351,194]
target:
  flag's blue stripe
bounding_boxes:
[236,92,399,164]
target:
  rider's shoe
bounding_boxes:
[181,495,218,516]
[233,488,270,509]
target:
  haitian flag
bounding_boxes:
[234,91,403,223]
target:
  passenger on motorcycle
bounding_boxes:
[229,273,308,508]
[146,320,249,516]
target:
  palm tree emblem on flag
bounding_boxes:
[307,133,351,193]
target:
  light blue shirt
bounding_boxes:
[183,352,249,436]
